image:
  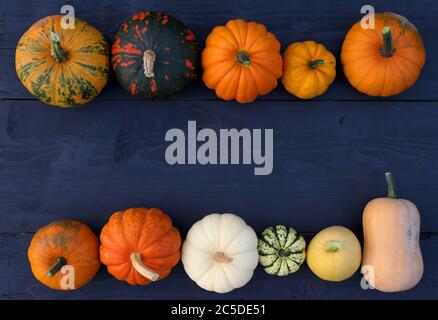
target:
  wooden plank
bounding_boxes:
[1,0,438,301]
[1,100,438,233]
[1,0,437,101]
[1,232,436,299]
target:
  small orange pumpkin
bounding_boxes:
[100,208,181,285]
[341,12,426,96]
[202,19,283,103]
[28,220,100,290]
[282,41,336,99]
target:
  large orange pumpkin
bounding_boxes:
[202,19,283,103]
[28,220,100,290]
[15,15,110,107]
[341,12,425,96]
[100,208,181,285]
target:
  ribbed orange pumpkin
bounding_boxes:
[341,12,426,96]
[100,208,181,285]
[28,220,100,290]
[202,19,283,103]
[282,41,336,99]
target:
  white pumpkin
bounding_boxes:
[181,213,259,293]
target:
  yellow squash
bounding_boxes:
[307,226,361,281]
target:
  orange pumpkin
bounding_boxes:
[362,172,423,292]
[28,220,100,290]
[341,12,426,96]
[15,15,110,107]
[282,41,336,99]
[100,208,181,285]
[202,19,283,103]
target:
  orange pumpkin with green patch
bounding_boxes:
[28,220,100,290]
[111,11,200,99]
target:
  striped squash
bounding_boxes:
[258,225,306,276]
[15,15,110,107]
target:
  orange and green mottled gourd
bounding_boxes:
[341,12,425,96]
[202,19,283,103]
[28,220,100,290]
[100,208,181,285]
[15,15,110,107]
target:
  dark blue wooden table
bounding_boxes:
[1,0,437,299]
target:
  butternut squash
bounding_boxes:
[362,172,423,292]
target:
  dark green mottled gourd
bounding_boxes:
[112,11,200,100]
[15,15,110,107]
[258,225,306,276]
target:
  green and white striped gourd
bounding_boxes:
[258,225,306,276]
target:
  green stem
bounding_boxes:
[50,31,68,62]
[236,50,251,67]
[326,241,343,253]
[47,257,67,277]
[385,172,397,199]
[308,59,324,69]
[381,26,396,58]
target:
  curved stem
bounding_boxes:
[308,59,324,69]
[143,50,156,78]
[47,257,67,277]
[381,26,396,58]
[50,31,68,62]
[326,241,343,253]
[213,251,233,263]
[236,50,251,67]
[385,172,397,199]
[130,252,159,281]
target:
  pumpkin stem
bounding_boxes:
[130,252,159,281]
[236,50,251,67]
[50,31,68,63]
[308,59,325,69]
[278,248,290,257]
[385,172,397,199]
[381,26,396,58]
[143,50,156,78]
[47,257,67,277]
[326,241,344,253]
[213,251,233,263]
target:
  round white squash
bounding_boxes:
[182,213,259,293]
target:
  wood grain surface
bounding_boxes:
[1,0,438,100]
[0,0,437,299]
[1,233,437,299]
